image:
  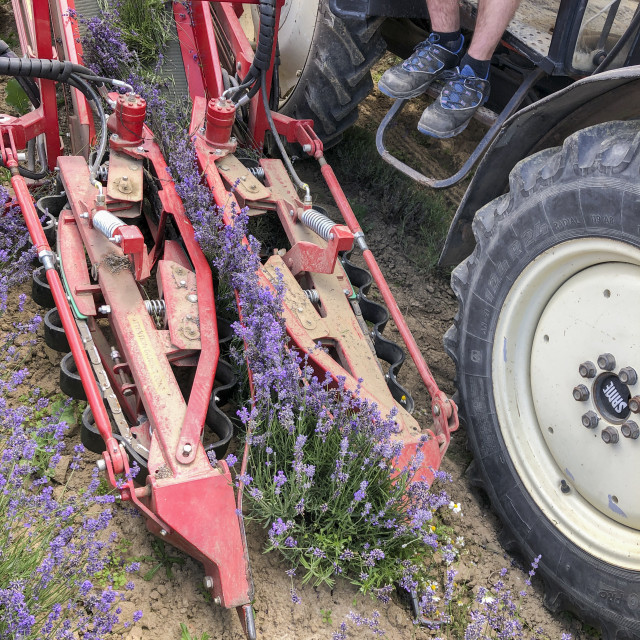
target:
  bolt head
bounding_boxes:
[183,443,193,455]
[203,576,214,590]
[187,294,198,303]
[601,426,619,444]
[214,596,221,605]
[179,280,187,286]
[621,420,640,439]
[581,411,599,429]
[560,479,571,494]
[160,529,167,536]
[619,367,638,385]
[597,353,616,371]
[433,405,441,417]
[572,384,590,401]
[96,459,106,472]
[579,361,597,378]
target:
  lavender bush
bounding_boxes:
[0,185,36,314]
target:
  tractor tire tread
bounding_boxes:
[279,0,385,146]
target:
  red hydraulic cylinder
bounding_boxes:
[111,93,147,142]
[205,97,235,145]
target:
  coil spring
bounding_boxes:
[95,162,109,182]
[144,299,166,316]
[93,209,125,240]
[300,208,335,241]
[303,289,319,304]
[249,166,265,182]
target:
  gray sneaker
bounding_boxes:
[378,34,463,100]
[417,65,490,138]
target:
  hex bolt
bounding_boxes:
[630,396,640,413]
[619,367,638,385]
[621,420,640,439]
[597,353,616,371]
[601,426,619,444]
[581,411,599,429]
[433,405,441,417]
[572,384,590,401]
[96,459,106,472]
[214,596,221,606]
[203,576,214,590]
[160,529,167,536]
[578,361,597,378]
[187,294,198,303]
[98,305,111,315]
[182,443,193,455]
[560,479,571,494]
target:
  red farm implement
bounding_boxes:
[2,1,458,635]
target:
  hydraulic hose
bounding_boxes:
[0,40,41,108]
[0,56,109,178]
[260,71,309,199]
[228,0,277,103]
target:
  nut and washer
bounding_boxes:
[572,385,590,401]
[182,443,193,455]
[581,411,599,429]
[203,576,214,590]
[621,420,640,439]
[578,361,597,378]
[597,353,616,371]
[601,426,619,444]
[619,367,638,385]
[630,396,640,413]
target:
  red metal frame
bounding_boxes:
[2,1,458,636]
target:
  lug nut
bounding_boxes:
[621,420,640,439]
[572,384,590,401]
[618,367,637,385]
[597,353,616,371]
[581,411,599,429]
[601,426,619,444]
[579,361,597,378]
[630,396,640,413]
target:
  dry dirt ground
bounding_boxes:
[0,6,601,639]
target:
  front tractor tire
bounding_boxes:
[446,121,640,639]
[244,0,386,146]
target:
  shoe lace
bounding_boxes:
[440,68,487,109]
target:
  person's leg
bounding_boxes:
[377,0,463,100]
[467,0,521,61]
[417,0,521,138]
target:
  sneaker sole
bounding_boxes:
[377,79,435,100]
[417,119,470,139]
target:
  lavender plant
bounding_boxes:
[0,185,36,315]
[0,334,142,637]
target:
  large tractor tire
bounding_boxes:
[244,0,386,146]
[445,121,640,639]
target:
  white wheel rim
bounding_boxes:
[242,1,321,103]
[494,238,640,570]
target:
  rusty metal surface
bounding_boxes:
[106,149,144,202]
[157,260,202,351]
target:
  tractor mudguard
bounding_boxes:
[440,66,640,267]
[329,0,428,19]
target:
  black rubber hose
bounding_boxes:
[260,70,306,192]
[0,40,41,108]
[0,56,94,83]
